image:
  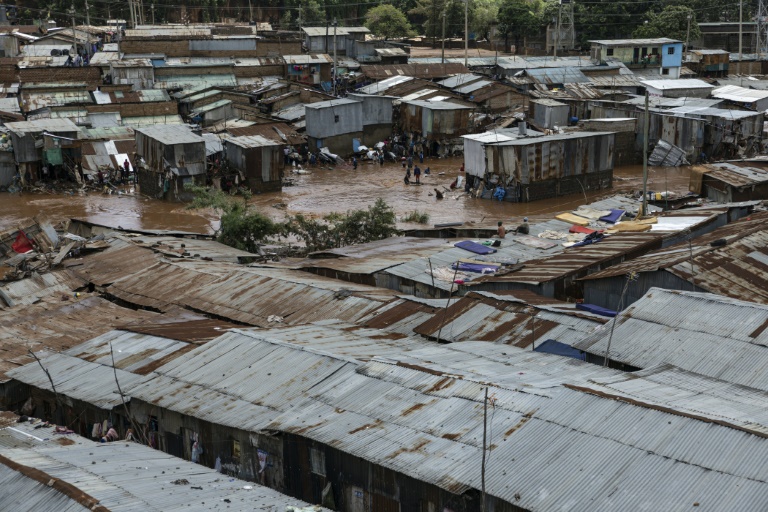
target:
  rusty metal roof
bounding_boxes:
[467,232,663,287]
[0,295,165,382]
[117,319,239,344]
[106,259,399,326]
[699,161,768,188]
[226,122,304,145]
[361,63,468,80]
[411,290,606,345]
[581,212,768,303]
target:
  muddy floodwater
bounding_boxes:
[0,157,692,233]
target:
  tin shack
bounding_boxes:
[529,99,570,130]
[134,124,206,201]
[690,161,768,202]
[305,98,363,155]
[399,99,473,142]
[464,130,615,202]
[5,118,80,183]
[224,135,283,193]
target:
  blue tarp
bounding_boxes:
[534,339,586,360]
[576,303,617,317]
[454,240,497,255]
[451,261,500,273]
[599,209,625,224]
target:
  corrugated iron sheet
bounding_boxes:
[361,63,468,80]
[411,290,606,345]
[581,212,768,303]
[575,287,768,390]
[0,426,327,511]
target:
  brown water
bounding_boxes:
[0,157,691,233]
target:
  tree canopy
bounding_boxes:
[633,5,701,43]
[365,4,415,39]
[498,0,543,48]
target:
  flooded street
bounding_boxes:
[0,157,692,233]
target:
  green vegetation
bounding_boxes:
[188,188,399,254]
[402,210,431,224]
[633,5,701,43]
[365,4,415,39]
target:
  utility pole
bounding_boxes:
[85,0,90,26]
[332,18,338,96]
[151,3,155,25]
[684,14,692,63]
[554,2,562,59]
[248,0,253,23]
[464,0,468,67]
[481,387,488,512]
[298,5,302,33]
[642,91,649,217]
[68,3,77,58]
[441,12,446,64]
[739,0,743,65]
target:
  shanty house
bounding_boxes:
[305,98,363,155]
[590,38,684,78]
[691,161,768,202]
[348,93,394,144]
[640,79,715,99]
[301,26,370,56]
[687,49,729,77]
[134,124,206,201]
[529,99,570,130]
[284,54,333,85]
[5,118,80,183]
[464,130,615,202]
[711,84,768,112]
[224,135,283,193]
[399,100,473,141]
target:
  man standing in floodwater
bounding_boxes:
[497,221,506,238]
[413,166,421,184]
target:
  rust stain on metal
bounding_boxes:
[426,377,454,392]
[133,344,198,375]
[441,433,461,440]
[401,401,431,416]
[386,438,430,459]
[348,419,383,434]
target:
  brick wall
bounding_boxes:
[19,67,102,88]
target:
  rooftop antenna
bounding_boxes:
[758,0,768,56]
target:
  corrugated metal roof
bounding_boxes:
[411,290,606,345]
[134,124,205,145]
[454,79,494,94]
[224,134,279,149]
[8,350,147,409]
[153,74,237,91]
[106,260,398,326]
[5,118,79,135]
[283,53,332,65]
[578,363,768,437]
[0,426,326,511]
[436,73,486,89]
[581,212,768,303]
[401,99,473,110]
[360,63,468,80]
[575,287,768,390]
[700,161,768,187]
[712,84,768,102]
[525,67,590,84]
[641,78,714,90]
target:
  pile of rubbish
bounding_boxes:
[0,218,110,283]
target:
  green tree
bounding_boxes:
[498,0,543,50]
[471,0,500,41]
[285,199,400,252]
[633,5,701,43]
[187,186,280,254]
[365,4,415,39]
[410,0,476,40]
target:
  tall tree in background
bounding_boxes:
[633,5,701,42]
[365,4,415,39]
[472,0,500,41]
[410,0,475,39]
[498,0,542,51]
